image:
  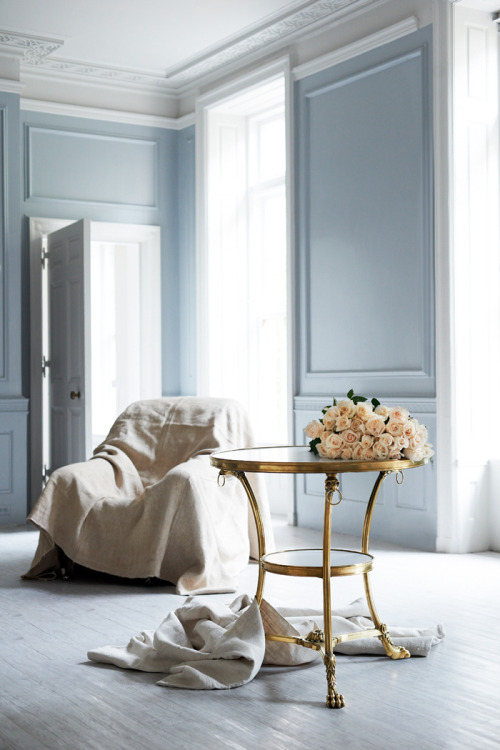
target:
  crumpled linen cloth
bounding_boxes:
[87,596,445,690]
[24,397,273,595]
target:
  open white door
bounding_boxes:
[47,219,92,470]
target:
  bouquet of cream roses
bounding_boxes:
[305,390,434,463]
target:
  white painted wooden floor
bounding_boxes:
[1,518,499,750]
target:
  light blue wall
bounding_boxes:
[0,105,185,525]
[21,110,181,397]
[293,26,437,549]
[1,25,438,547]
[177,125,197,395]
[0,93,29,523]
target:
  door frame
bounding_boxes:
[29,217,161,509]
[30,217,76,508]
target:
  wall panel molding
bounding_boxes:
[293,17,419,80]
[25,124,159,209]
[0,429,13,493]
[294,395,436,414]
[0,105,5,380]
[295,27,435,399]
[0,400,29,523]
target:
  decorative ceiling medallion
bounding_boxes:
[0,30,63,64]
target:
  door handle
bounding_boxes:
[70,390,81,400]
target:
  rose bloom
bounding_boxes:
[337,399,356,418]
[365,415,386,436]
[326,445,343,459]
[409,428,426,450]
[386,419,404,437]
[341,447,353,460]
[350,416,365,433]
[405,446,424,462]
[352,443,364,460]
[423,443,434,459]
[395,435,409,450]
[361,434,374,448]
[389,406,410,424]
[389,447,402,459]
[374,403,390,418]
[304,420,324,439]
[323,405,339,430]
[355,402,373,421]
[342,429,359,445]
[361,446,374,460]
[378,432,395,448]
[336,415,352,431]
[317,442,332,458]
[323,414,336,430]
[324,432,344,452]
[402,420,417,440]
[325,405,340,420]
[372,440,390,459]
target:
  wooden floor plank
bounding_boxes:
[1,521,499,750]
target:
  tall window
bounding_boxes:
[202,75,288,445]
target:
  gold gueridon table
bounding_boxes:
[210,446,427,709]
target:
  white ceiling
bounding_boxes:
[0,0,308,77]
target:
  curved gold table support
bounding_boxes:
[212,448,426,709]
[361,471,411,660]
[218,468,267,604]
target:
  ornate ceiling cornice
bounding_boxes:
[3,0,375,95]
[164,0,369,87]
[0,30,63,63]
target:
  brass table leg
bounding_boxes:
[322,474,345,708]
[217,469,267,604]
[361,471,410,660]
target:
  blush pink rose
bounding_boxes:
[356,402,374,421]
[389,406,410,424]
[374,404,390,418]
[386,419,404,437]
[361,434,374,448]
[409,428,426,450]
[324,432,344,452]
[323,405,339,430]
[365,415,386,437]
[341,447,353,460]
[305,420,324,439]
[378,433,395,448]
[352,443,364,460]
[336,415,351,431]
[350,416,365,433]
[405,447,424,462]
[402,420,417,439]
[423,443,434,459]
[373,441,390,458]
[395,435,409,450]
[338,399,356,418]
[342,429,359,445]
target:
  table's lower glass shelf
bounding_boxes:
[261,548,374,577]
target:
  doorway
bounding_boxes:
[29,218,161,506]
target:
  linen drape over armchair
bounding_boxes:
[24,397,274,594]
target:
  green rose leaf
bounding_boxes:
[309,437,321,455]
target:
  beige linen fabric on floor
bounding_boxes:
[87,596,444,690]
[24,397,273,595]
